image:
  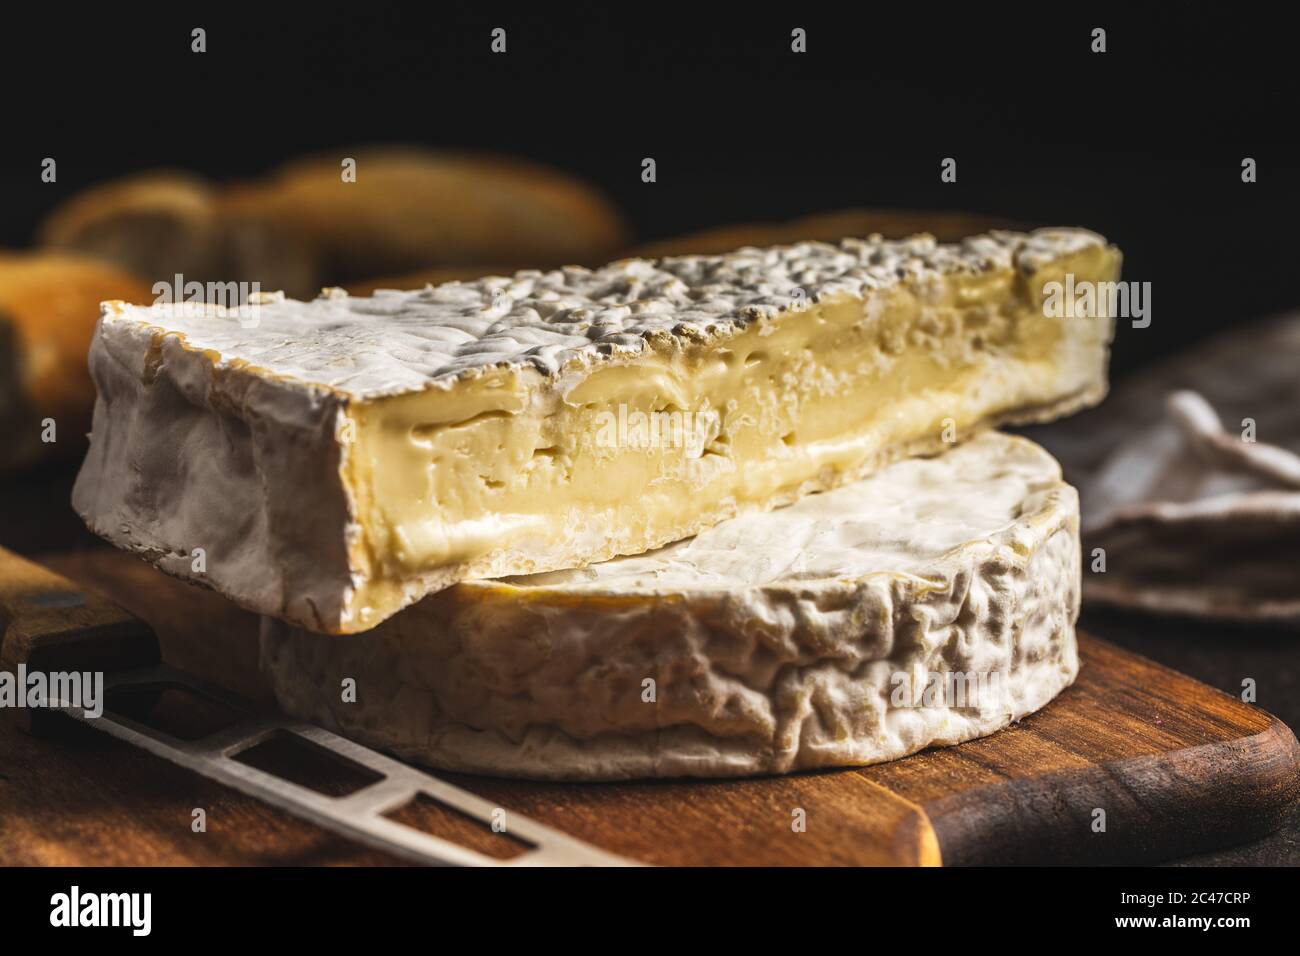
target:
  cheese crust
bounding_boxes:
[260,433,1082,780]
[74,228,1117,633]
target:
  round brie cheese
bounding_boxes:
[261,432,1081,780]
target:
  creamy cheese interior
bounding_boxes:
[501,430,1067,592]
[74,229,1118,634]
[341,241,1117,624]
[260,431,1081,780]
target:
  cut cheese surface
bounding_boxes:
[512,431,1066,589]
[261,432,1082,780]
[74,228,1118,633]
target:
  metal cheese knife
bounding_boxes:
[0,545,635,867]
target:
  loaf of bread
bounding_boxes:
[0,252,151,470]
[38,171,322,299]
[40,151,629,295]
[223,147,629,283]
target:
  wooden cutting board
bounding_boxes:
[2,547,1297,866]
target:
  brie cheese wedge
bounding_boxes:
[75,228,1116,633]
[260,432,1082,780]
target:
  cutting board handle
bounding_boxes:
[0,545,159,730]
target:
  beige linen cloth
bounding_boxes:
[1025,313,1300,625]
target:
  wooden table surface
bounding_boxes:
[3,540,1297,865]
[3,628,1296,866]
[3,461,1299,865]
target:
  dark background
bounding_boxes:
[2,3,1297,380]
[0,3,1297,866]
